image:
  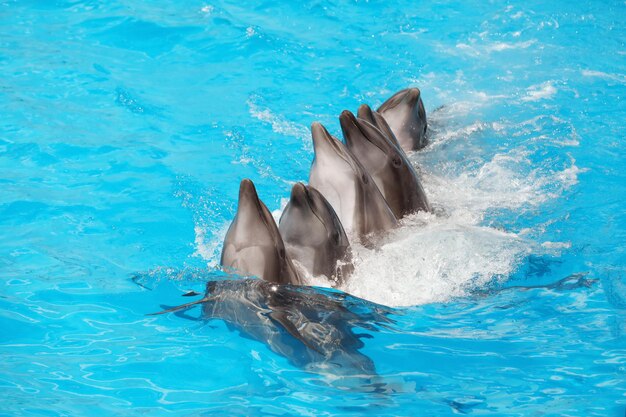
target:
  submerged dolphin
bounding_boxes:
[377,88,428,152]
[151,278,395,384]
[340,110,431,218]
[221,179,302,285]
[308,122,397,242]
[279,182,353,285]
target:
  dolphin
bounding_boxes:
[340,110,431,218]
[308,122,397,242]
[377,88,428,152]
[150,278,395,385]
[279,182,353,285]
[356,104,403,151]
[220,179,302,285]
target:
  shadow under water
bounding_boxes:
[151,278,398,393]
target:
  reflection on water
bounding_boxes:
[152,278,398,393]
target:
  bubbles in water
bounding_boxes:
[174,178,235,269]
[194,223,230,268]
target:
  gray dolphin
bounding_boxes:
[357,104,403,151]
[308,122,397,242]
[220,179,302,285]
[340,110,431,218]
[279,182,353,285]
[150,278,395,386]
[377,88,428,151]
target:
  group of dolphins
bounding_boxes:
[221,87,431,288]
[153,88,430,379]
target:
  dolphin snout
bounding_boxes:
[404,87,421,106]
[357,104,374,122]
[237,178,263,214]
[311,121,346,160]
[339,110,364,147]
[239,178,257,200]
[289,182,310,208]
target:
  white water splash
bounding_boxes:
[487,40,537,52]
[271,198,290,224]
[343,216,529,306]
[521,82,557,102]
[452,39,537,57]
[247,99,311,149]
[193,224,229,269]
[423,148,583,214]
[336,149,582,306]
[581,70,626,84]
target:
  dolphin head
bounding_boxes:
[377,88,427,151]
[340,110,429,218]
[340,110,405,178]
[220,179,301,285]
[280,182,329,248]
[279,182,352,283]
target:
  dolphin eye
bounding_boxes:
[279,248,286,258]
[392,156,402,168]
[332,231,340,243]
[361,174,369,184]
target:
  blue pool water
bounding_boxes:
[1,0,626,415]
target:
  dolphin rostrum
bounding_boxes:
[357,104,403,151]
[220,179,302,285]
[377,88,428,152]
[279,182,353,285]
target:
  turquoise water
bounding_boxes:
[2,0,626,415]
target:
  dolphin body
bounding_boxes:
[340,110,431,219]
[279,182,353,285]
[308,122,397,243]
[377,88,428,152]
[221,179,302,285]
[151,278,395,385]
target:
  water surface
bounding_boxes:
[1,0,625,415]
